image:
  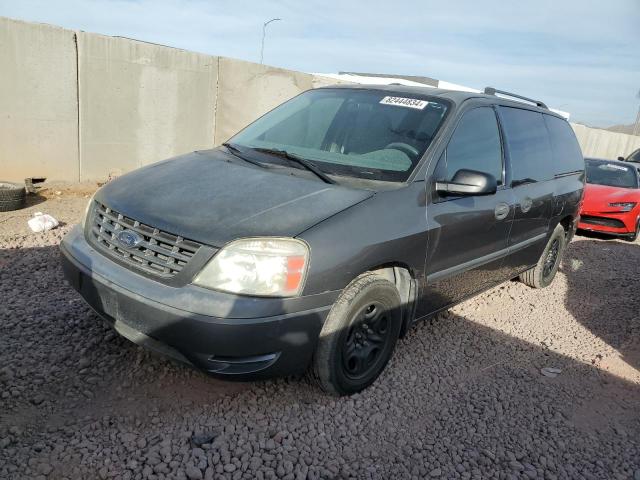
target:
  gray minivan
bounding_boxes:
[60,85,585,395]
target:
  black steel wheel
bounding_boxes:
[340,301,394,380]
[520,224,566,289]
[311,272,402,395]
[542,238,560,279]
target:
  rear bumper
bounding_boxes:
[60,226,336,379]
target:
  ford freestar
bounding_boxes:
[60,85,585,395]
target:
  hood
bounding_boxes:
[582,183,639,210]
[96,149,374,246]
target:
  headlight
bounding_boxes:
[80,193,97,229]
[608,202,636,212]
[193,238,310,297]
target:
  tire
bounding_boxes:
[310,273,402,396]
[629,223,639,242]
[0,181,26,212]
[519,224,566,289]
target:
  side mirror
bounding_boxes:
[618,156,626,161]
[436,169,498,196]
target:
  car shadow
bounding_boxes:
[24,192,48,209]
[575,228,634,242]
[563,234,640,374]
[1,243,640,478]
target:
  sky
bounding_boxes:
[1,0,639,127]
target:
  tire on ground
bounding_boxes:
[0,182,26,212]
[519,223,566,289]
[627,217,639,242]
[310,272,402,396]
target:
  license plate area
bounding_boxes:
[80,276,120,321]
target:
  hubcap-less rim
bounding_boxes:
[543,239,560,278]
[341,302,392,380]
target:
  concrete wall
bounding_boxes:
[571,123,640,160]
[0,17,341,182]
[1,16,639,182]
[78,32,218,180]
[214,58,313,144]
[0,17,79,181]
[214,57,342,144]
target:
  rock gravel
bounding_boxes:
[1,185,639,480]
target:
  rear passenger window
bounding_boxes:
[443,107,503,184]
[500,107,554,185]
[543,115,584,175]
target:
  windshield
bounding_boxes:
[229,88,449,182]
[585,159,638,189]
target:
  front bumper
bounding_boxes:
[60,226,336,379]
[578,210,638,237]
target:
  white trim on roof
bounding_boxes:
[314,73,571,120]
[312,73,434,88]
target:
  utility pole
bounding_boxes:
[634,89,640,136]
[260,18,281,64]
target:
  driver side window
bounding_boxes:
[441,107,503,185]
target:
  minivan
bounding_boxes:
[60,85,585,395]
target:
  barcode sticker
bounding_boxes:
[379,96,429,110]
[600,164,628,171]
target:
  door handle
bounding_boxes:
[494,202,510,220]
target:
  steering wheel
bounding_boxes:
[384,142,420,159]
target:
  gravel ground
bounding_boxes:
[1,186,639,480]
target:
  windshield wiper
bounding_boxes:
[250,147,335,184]
[222,142,267,169]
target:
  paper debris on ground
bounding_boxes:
[541,367,562,378]
[27,212,59,233]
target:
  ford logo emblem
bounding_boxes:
[116,229,143,249]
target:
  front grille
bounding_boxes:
[580,215,625,229]
[90,202,202,278]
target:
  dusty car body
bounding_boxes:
[61,85,585,395]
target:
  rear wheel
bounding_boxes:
[519,224,566,289]
[310,273,402,396]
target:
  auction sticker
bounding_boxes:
[380,96,428,110]
[600,163,628,171]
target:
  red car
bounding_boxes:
[578,158,640,241]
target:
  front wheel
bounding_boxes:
[310,273,402,396]
[519,224,566,289]
[627,217,639,242]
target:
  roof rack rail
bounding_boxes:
[483,87,548,109]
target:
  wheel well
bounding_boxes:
[559,215,573,232]
[369,264,416,338]
[559,215,576,241]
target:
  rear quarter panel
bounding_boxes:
[552,173,585,229]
